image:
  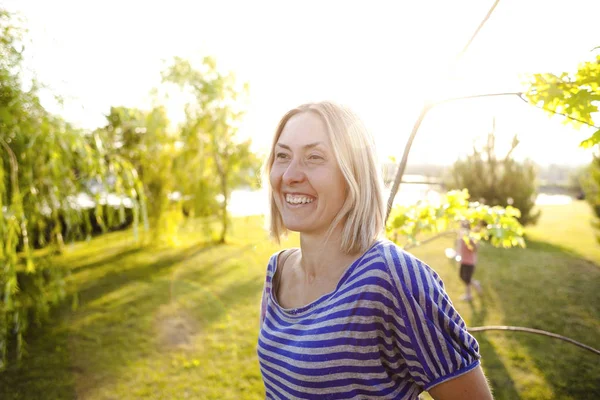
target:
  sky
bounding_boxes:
[3,0,600,166]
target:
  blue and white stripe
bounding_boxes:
[257,239,480,399]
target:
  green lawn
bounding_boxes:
[1,202,599,399]
[526,200,600,265]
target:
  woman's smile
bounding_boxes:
[284,192,317,208]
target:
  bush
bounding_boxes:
[444,129,540,225]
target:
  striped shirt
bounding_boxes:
[257,239,481,399]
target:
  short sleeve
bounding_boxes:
[380,243,481,390]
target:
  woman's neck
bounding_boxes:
[298,226,359,282]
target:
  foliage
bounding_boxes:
[162,57,261,243]
[526,52,600,241]
[444,126,540,225]
[0,8,147,369]
[94,106,174,237]
[1,6,260,368]
[578,155,600,242]
[526,54,600,148]
[386,189,525,249]
[568,164,588,199]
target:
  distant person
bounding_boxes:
[257,101,493,399]
[457,220,482,301]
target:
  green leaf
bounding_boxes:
[580,129,600,148]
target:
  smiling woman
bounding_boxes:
[256,101,494,400]
[269,112,349,242]
[266,102,384,255]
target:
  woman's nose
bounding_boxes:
[282,159,306,185]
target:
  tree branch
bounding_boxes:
[469,325,600,356]
[435,91,523,106]
[456,0,502,61]
[0,137,19,197]
[385,0,503,222]
[385,91,524,221]
[385,89,600,221]
[516,93,600,129]
[0,136,32,261]
[386,106,431,221]
[403,230,457,250]
[436,91,599,129]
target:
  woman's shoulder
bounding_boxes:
[373,238,426,268]
[373,239,444,292]
[266,247,299,272]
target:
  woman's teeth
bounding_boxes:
[285,194,315,204]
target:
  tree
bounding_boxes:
[526,54,600,148]
[386,189,525,250]
[578,155,600,242]
[162,57,261,243]
[527,52,600,239]
[0,8,146,369]
[95,106,173,235]
[444,120,540,225]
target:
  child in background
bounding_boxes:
[457,220,482,301]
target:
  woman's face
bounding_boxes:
[270,112,347,236]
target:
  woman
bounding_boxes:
[257,101,493,399]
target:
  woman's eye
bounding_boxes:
[308,154,324,160]
[276,152,289,160]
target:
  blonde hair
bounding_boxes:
[264,101,385,254]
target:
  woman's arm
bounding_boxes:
[428,365,493,400]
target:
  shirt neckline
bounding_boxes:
[270,240,382,316]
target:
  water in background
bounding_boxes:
[228,175,573,217]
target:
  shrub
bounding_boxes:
[444,128,540,225]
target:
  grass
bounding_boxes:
[526,200,600,264]
[1,202,599,399]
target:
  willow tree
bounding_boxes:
[0,9,146,369]
[94,106,175,236]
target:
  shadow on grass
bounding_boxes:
[466,290,521,400]
[0,238,262,400]
[480,239,600,399]
[73,241,220,305]
[524,234,600,269]
[70,246,149,274]
[0,312,78,400]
